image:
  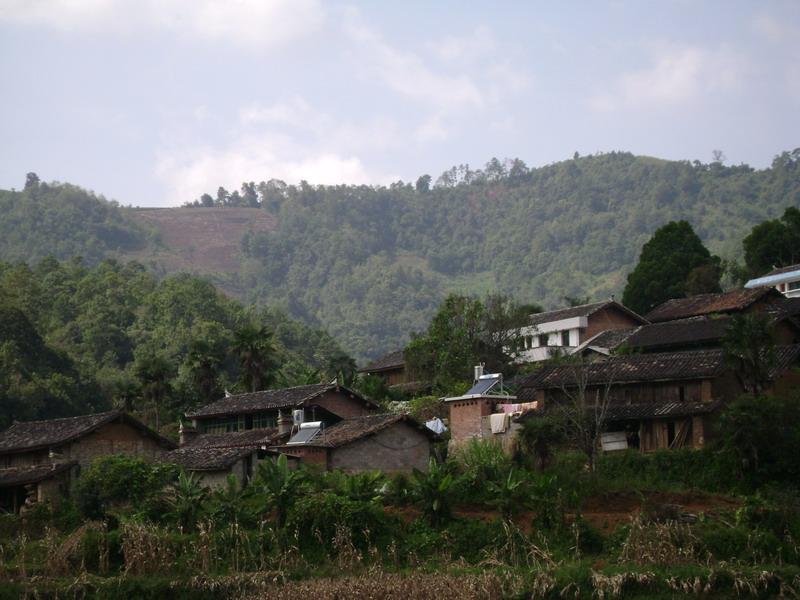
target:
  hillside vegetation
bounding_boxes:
[2,150,799,361]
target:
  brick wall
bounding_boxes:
[448,398,494,444]
[329,422,430,473]
[281,446,329,470]
[583,306,642,341]
[64,422,170,468]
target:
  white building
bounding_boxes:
[515,301,647,363]
[745,263,800,298]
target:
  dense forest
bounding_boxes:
[0,258,350,430]
[233,150,800,359]
[2,150,799,361]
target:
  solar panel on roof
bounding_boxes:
[465,374,501,396]
[287,425,322,445]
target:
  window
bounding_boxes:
[561,330,571,346]
[538,334,548,347]
[252,413,277,430]
[788,281,800,291]
[203,416,244,433]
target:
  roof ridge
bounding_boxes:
[6,410,119,428]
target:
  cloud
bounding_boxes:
[155,139,381,205]
[155,97,404,205]
[590,44,744,112]
[0,0,324,50]
[342,10,485,112]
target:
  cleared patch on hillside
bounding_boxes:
[129,208,276,274]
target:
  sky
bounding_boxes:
[1,1,798,207]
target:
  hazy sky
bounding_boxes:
[1,1,798,207]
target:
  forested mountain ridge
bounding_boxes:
[2,150,799,362]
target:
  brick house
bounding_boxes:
[514,345,800,452]
[277,413,434,473]
[0,411,176,513]
[516,301,647,363]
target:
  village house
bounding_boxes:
[445,368,530,453]
[277,413,434,473]
[0,411,175,513]
[513,345,800,452]
[745,263,800,298]
[358,349,430,395]
[515,300,647,363]
[184,383,377,437]
[165,429,286,488]
[179,383,436,479]
[358,350,407,386]
[643,287,796,323]
[575,313,800,357]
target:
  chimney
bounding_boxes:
[179,421,198,447]
[277,410,293,436]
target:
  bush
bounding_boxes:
[75,455,179,519]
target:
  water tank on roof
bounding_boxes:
[292,409,305,426]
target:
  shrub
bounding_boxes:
[75,455,179,519]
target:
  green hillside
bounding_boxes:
[2,150,799,362]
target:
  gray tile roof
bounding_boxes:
[515,345,800,392]
[0,462,77,488]
[645,288,775,322]
[186,384,375,419]
[165,446,254,471]
[359,350,405,373]
[0,411,176,454]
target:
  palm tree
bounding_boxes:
[185,339,223,404]
[134,354,173,429]
[232,324,277,392]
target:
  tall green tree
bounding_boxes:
[185,339,224,404]
[232,324,277,392]
[743,207,800,276]
[134,354,174,429]
[404,293,529,391]
[622,220,721,315]
[722,313,778,396]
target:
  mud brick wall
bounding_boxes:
[329,422,430,473]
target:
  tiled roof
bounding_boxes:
[165,446,254,471]
[515,345,800,392]
[185,429,278,449]
[0,462,77,488]
[528,301,646,328]
[577,328,636,351]
[359,350,405,373]
[623,317,730,351]
[186,384,375,419]
[0,411,176,454]
[516,401,720,423]
[303,414,431,449]
[645,288,774,322]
